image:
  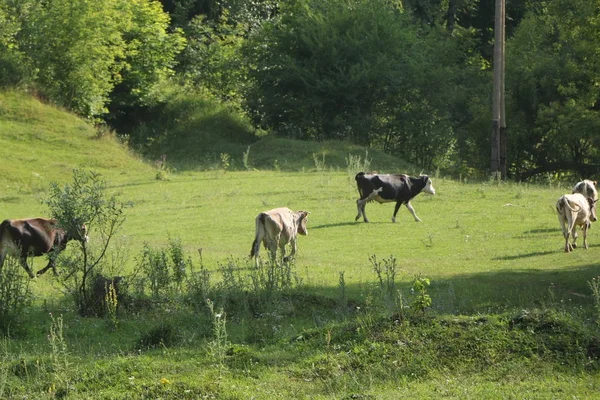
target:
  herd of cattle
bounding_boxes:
[0,173,597,278]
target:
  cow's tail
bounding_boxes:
[250,213,267,258]
[556,196,581,216]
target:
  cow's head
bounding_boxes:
[421,175,436,195]
[588,198,598,222]
[67,223,89,243]
[297,211,310,235]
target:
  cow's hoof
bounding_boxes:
[572,243,577,249]
[355,216,360,221]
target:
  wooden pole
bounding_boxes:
[491,0,505,180]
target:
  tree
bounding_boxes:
[244,0,466,170]
[43,170,131,316]
[507,0,600,179]
[8,0,184,119]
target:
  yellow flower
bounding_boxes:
[160,377,172,385]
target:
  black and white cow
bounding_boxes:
[355,172,436,223]
[573,179,598,202]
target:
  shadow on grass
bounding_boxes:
[494,250,558,260]
[311,221,392,229]
[328,262,600,315]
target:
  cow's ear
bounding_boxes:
[594,181,598,186]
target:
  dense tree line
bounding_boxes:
[0,0,599,179]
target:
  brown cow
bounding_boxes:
[0,218,88,278]
[250,207,310,263]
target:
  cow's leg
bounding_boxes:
[583,222,590,249]
[572,227,578,249]
[19,256,35,278]
[392,202,403,223]
[267,235,279,262]
[405,201,422,222]
[37,250,61,276]
[565,214,577,252]
[284,238,297,263]
[356,199,368,222]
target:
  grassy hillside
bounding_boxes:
[0,91,154,194]
[125,90,410,173]
[1,91,600,399]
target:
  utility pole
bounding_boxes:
[491,0,506,180]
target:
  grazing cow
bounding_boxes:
[250,207,310,263]
[556,193,598,252]
[573,179,598,201]
[0,218,88,278]
[355,172,436,223]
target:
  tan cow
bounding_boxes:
[250,207,310,263]
[556,193,598,252]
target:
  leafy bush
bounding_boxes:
[0,258,31,337]
[43,169,131,317]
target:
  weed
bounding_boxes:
[588,276,600,324]
[346,150,371,185]
[411,276,432,315]
[155,154,171,180]
[242,145,251,170]
[186,249,213,312]
[370,254,398,309]
[48,314,71,397]
[337,271,347,315]
[105,280,119,330]
[206,299,229,372]
[313,152,327,172]
[220,152,231,172]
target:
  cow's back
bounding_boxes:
[263,208,295,239]
[0,218,58,256]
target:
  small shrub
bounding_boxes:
[0,258,32,337]
[411,276,432,315]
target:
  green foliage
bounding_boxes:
[137,239,190,300]
[243,0,466,171]
[411,276,432,314]
[127,88,258,169]
[43,169,131,316]
[507,0,600,179]
[0,259,31,337]
[2,0,184,118]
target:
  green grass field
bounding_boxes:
[1,91,600,399]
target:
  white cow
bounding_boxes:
[572,179,598,201]
[250,207,310,263]
[556,193,598,252]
